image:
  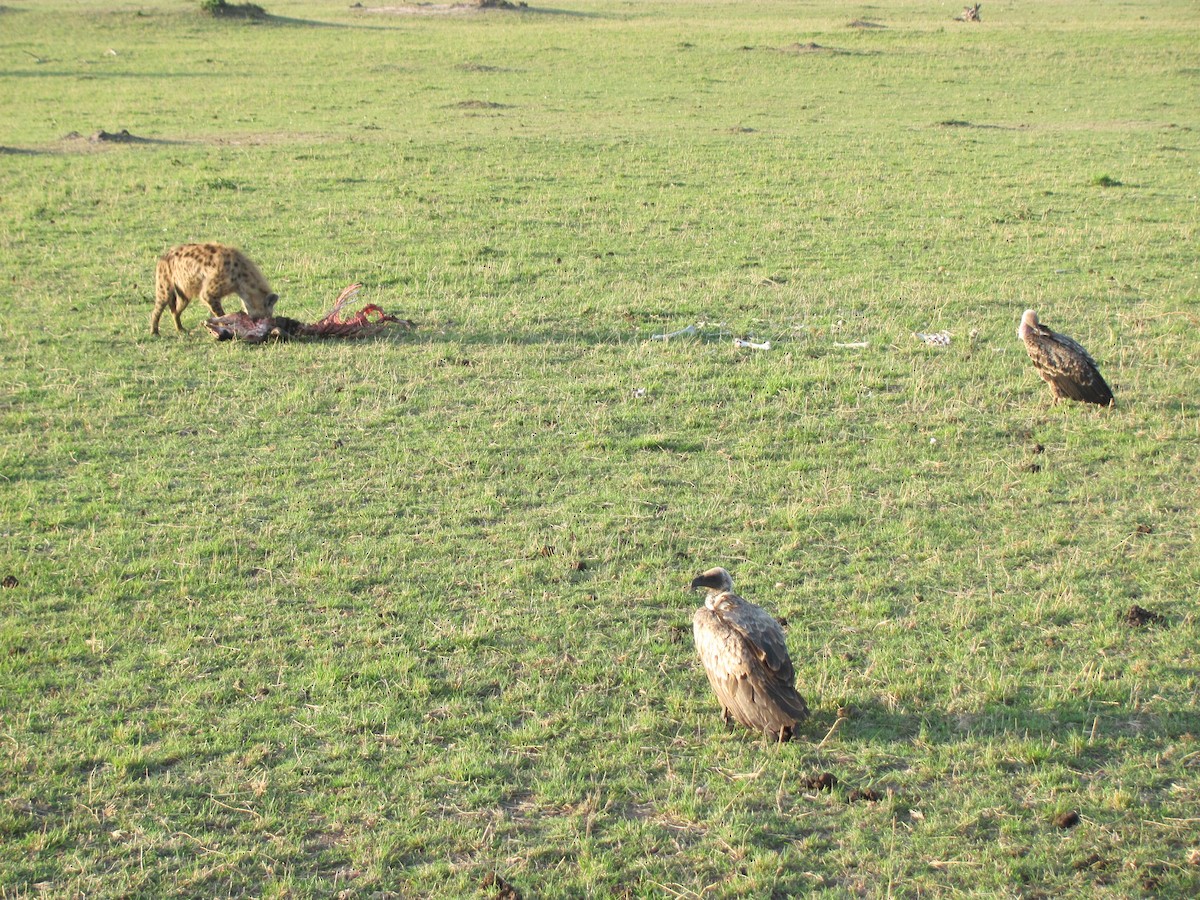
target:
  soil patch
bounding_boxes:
[848,19,886,28]
[778,42,842,54]
[936,119,1017,131]
[451,99,513,110]
[1124,604,1165,627]
[457,62,515,72]
[482,871,523,899]
[355,0,527,15]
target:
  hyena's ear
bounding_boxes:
[266,293,279,310]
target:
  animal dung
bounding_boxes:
[846,788,883,803]
[803,772,838,791]
[1054,810,1081,829]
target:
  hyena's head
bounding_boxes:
[244,291,279,319]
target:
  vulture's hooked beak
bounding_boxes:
[690,567,733,593]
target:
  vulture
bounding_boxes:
[690,567,809,742]
[1018,309,1114,406]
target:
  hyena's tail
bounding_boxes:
[150,256,173,335]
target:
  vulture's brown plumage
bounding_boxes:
[690,567,809,742]
[1018,309,1114,406]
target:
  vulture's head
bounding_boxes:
[1018,309,1039,341]
[690,566,734,596]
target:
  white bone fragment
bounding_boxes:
[915,331,951,346]
[650,324,697,341]
[733,338,771,350]
[832,341,869,349]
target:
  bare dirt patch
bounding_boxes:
[1124,604,1166,627]
[354,0,527,15]
[458,62,516,73]
[935,119,1022,131]
[779,42,834,54]
[482,871,523,900]
[451,99,513,110]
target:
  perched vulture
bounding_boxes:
[1018,309,1114,406]
[690,567,809,742]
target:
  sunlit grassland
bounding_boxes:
[1,0,1199,896]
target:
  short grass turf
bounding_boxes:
[1,0,1199,896]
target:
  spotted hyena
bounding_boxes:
[151,243,279,335]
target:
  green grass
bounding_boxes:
[2,0,1199,896]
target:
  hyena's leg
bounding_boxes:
[151,286,182,335]
[198,285,226,319]
[171,292,191,333]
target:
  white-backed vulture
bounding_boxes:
[690,567,809,742]
[1018,309,1114,406]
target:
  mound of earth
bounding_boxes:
[1124,604,1165,627]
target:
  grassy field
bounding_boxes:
[2,0,1199,896]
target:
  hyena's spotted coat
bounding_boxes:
[151,243,279,335]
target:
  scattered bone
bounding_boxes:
[832,341,869,349]
[733,338,771,351]
[650,324,697,341]
[915,331,951,346]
